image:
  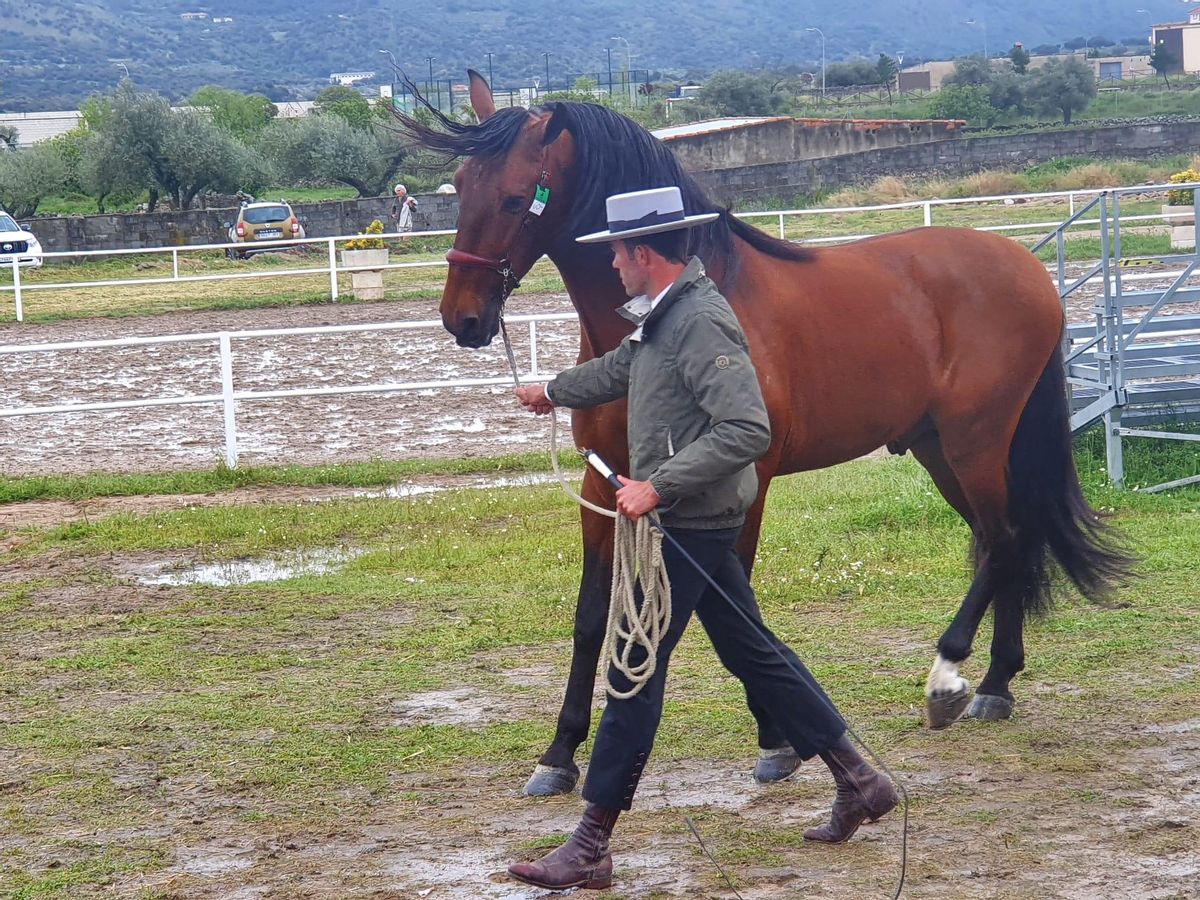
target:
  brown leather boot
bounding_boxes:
[507,804,620,890]
[804,735,898,844]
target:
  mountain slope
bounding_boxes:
[0,0,1183,110]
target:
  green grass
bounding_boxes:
[1,437,1198,894]
[0,452,579,504]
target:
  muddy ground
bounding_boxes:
[3,263,1198,477]
[2,532,1200,897]
[3,269,1199,898]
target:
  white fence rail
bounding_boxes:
[4,183,1196,323]
[0,312,576,469]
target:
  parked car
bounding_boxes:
[224,200,305,259]
[0,210,43,267]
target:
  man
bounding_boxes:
[389,183,418,233]
[509,187,898,891]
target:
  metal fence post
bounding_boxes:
[219,333,238,468]
[1068,192,1076,217]
[327,238,339,301]
[529,320,539,377]
[172,248,180,281]
[778,213,786,239]
[922,202,932,227]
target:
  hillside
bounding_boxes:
[0,0,1186,111]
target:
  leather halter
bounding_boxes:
[445,159,552,306]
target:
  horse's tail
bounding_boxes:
[1007,345,1135,617]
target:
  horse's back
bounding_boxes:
[728,227,1063,470]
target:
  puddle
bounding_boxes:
[175,844,256,876]
[1141,718,1200,734]
[391,688,514,727]
[135,546,364,587]
[353,472,563,501]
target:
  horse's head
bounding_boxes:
[441,72,576,348]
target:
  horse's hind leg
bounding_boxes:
[524,513,613,796]
[910,435,988,728]
[926,437,1026,727]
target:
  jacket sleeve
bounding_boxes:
[648,309,771,504]
[547,339,634,409]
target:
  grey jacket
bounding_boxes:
[549,257,771,529]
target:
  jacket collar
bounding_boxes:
[615,256,706,332]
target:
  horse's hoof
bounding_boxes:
[523,764,579,797]
[753,745,801,783]
[926,686,972,729]
[967,694,1014,721]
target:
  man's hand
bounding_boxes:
[615,475,660,521]
[515,384,554,415]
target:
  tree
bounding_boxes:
[945,55,993,87]
[260,115,409,198]
[824,58,882,87]
[1027,57,1097,125]
[1009,44,1031,75]
[988,71,1028,118]
[314,85,375,129]
[928,84,997,126]
[875,54,899,101]
[0,143,67,217]
[82,83,271,210]
[188,86,278,139]
[1150,44,1177,88]
[696,70,782,116]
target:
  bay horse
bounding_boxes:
[397,72,1131,797]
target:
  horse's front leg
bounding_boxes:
[524,496,615,796]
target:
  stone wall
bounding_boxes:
[691,121,1200,204]
[31,193,460,254]
[662,117,964,171]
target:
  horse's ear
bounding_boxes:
[467,69,495,122]
[540,103,570,147]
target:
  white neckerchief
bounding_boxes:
[628,283,672,342]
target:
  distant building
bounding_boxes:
[1151,7,1200,74]
[180,11,207,20]
[212,16,233,24]
[900,51,1153,92]
[328,71,376,86]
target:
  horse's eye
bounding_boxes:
[501,196,526,215]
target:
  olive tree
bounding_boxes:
[81,83,271,209]
[1027,57,1097,125]
[0,143,67,217]
[260,114,409,197]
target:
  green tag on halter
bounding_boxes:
[530,184,550,216]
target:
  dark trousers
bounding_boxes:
[582,525,847,811]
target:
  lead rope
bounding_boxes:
[500,319,670,699]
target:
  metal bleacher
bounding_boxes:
[1044,184,1200,492]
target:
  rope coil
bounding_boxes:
[548,409,669,698]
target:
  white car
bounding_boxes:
[0,211,42,267]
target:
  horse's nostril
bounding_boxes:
[460,315,479,335]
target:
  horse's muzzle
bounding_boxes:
[445,297,501,349]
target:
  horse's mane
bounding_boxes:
[394,96,813,275]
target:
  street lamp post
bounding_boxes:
[115,62,130,80]
[425,56,436,110]
[544,52,551,93]
[378,49,397,109]
[611,35,632,102]
[606,47,613,96]
[485,52,494,93]
[965,18,988,59]
[805,27,826,99]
